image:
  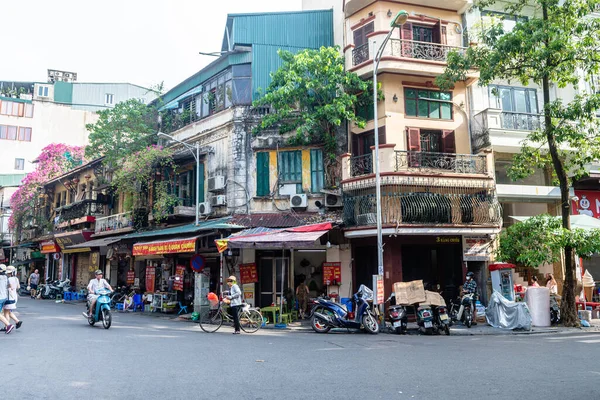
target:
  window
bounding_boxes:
[278,150,302,193]
[256,152,270,196]
[495,160,545,185]
[310,149,325,193]
[406,128,455,154]
[405,88,452,119]
[353,21,374,48]
[481,10,528,33]
[37,86,49,97]
[400,22,446,45]
[0,100,22,116]
[105,93,114,106]
[6,126,17,140]
[14,158,24,170]
[0,125,6,139]
[489,85,538,114]
[24,103,34,117]
[18,127,32,141]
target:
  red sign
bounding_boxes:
[127,271,135,285]
[322,262,342,286]
[40,241,60,254]
[133,238,196,256]
[146,266,156,292]
[573,190,600,219]
[174,265,185,291]
[239,263,258,284]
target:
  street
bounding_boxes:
[3,297,599,400]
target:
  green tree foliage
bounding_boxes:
[497,215,600,267]
[253,46,374,161]
[437,0,600,326]
[85,99,158,165]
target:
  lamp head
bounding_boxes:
[391,10,409,27]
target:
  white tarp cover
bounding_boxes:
[486,291,532,330]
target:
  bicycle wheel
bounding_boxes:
[199,309,223,333]
[240,309,262,333]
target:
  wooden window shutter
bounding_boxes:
[400,22,413,40]
[432,21,442,44]
[400,23,413,57]
[441,26,448,45]
[378,126,386,147]
[256,152,270,196]
[352,134,360,156]
[441,130,456,154]
[353,27,363,47]
[407,127,421,151]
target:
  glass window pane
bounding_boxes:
[513,89,527,113]
[232,64,252,78]
[430,92,440,100]
[405,88,416,99]
[232,78,252,105]
[418,99,429,117]
[25,103,34,117]
[225,81,232,108]
[418,90,429,99]
[440,92,451,101]
[441,103,452,119]
[0,126,6,139]
[7,126,17,140]
[429,101,440,119]
[499,88,513,111]
[405,99,417,116]
[528,90,538,113]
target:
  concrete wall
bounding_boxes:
[0,101,98,174]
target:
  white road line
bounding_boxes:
[546,335,597,340]
[578,339,600,343]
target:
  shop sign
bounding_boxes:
[40,241,60,254]
[435,236,461,244]
[89,252,100,272]
[373,274,384,305]
[146,266,156,292]
[463,236,491,261]
[322,262,341,286]
[127,271,135,285]
[174,265,185,291]
[55,230,93,250]
[573,190,600,218]
[239,263,258,284]
[243,283,255,307]
[133,238,196,256]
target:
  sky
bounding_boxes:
[1,0,303,91]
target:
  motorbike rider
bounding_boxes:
[83,270,113,318]
[462,271,478,323]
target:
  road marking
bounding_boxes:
[546,335,596,340]
[578,339,600,343]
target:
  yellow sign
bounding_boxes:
[435,236,461,244]
[133,238,196,256]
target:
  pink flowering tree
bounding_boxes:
[9,144,84,238]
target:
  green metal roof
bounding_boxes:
[0,174,26,187]
[53,81,73,104]
[121,217,245,240]
[0,96,32,104]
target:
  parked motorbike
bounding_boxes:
[385,293,407,334]
[432,303,451,335]
[455,293,475,328]
[550,294,561,324]
[19,283,30,297]
[311,285,379,334]
[416,304,435,334]
[84,288,112,329]
[40,278,71,299]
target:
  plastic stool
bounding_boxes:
[64,292,72,301]
[116,303,124,311]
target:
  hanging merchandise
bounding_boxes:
[146,265,156,292]
[174,265,185,291]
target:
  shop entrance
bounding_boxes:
[258,256,289,308]
[354,245,378,292]
[401,243,463,301]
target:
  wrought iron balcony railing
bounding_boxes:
[94,211,133,234]
[394,151,487,175]
[350,154,373,177]
[54,199,107,227]
[352,43,370,66]
[389,39,466,62]
[343,190,502,227]
[500,111,543,131]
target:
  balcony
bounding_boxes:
[471,108,544,153]
[54,199,107,229]
[344,0,473,15]
[353,39,466,67]
[94,211,134,236]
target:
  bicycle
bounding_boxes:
[198,293,263,333]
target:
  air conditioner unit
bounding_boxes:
[199,202,212,215]
[290,194,308,208]
[208,176,225,192]
[325,194,343,208]
[210,195,226,207]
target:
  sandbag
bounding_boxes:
[393,280,426,305]
[486,290,532,330]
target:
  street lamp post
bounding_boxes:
[372,11,409,281]
[157,132,201,226]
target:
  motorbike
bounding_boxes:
[311,285,379,334]
[550,294,561,324]
[454,293,475,328]
[432,303,451,335]
[19,283,31,297]
[416,304,435,334]
[385,293,407,334]
[40,278,71,299]
[85,288,112,329]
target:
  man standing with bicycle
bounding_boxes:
[224,275,242,334]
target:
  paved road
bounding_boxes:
[3,297,599,400]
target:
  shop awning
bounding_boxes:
[221,222,332,250]
[122,217,244,240]
[133,236,201,256]
[510,214,600,231]
[54,230,94,250]
[66,236,124,250]
[11,257,46,266]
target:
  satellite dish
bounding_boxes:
[106,248,114,260]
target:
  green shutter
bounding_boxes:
[256,152,270,196]
[196,163,205,203]
[310,149,324,193]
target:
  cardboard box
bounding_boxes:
[421,290,446,307]
[393,280,426,305]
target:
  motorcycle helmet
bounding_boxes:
[191,312,199,321]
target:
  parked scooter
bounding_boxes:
[385,293,407,334]
[84,287,112,329]
[455,293,475,328]
[432,303,451,335]
[416,304,435,334]
[550,294,561,324]
[40,278,71,299]
[311,285,379,334]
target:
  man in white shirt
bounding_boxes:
[84,270,113,318]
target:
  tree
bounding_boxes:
[437,0,600,326]
[9,144,85,238]
[85,99,158,166]
[253,46,376,186]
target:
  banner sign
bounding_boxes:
[54,230,93,250]
[375,274,384,305]
[322,262,341,286]
[239,263,258,284]
[133,238,196,256]
[573,190,600,218]
[174,265,185,291]
[146,266,156,292]
[41,241,60,254]
[89,252,100,272]
[127,271,135,285]
[463,236,492,261]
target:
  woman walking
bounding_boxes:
[224,275,242,334]
[4,265,22,329]
[0,264,15,334]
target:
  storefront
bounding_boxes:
[39,240,61,282]
[54,230,94,288]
